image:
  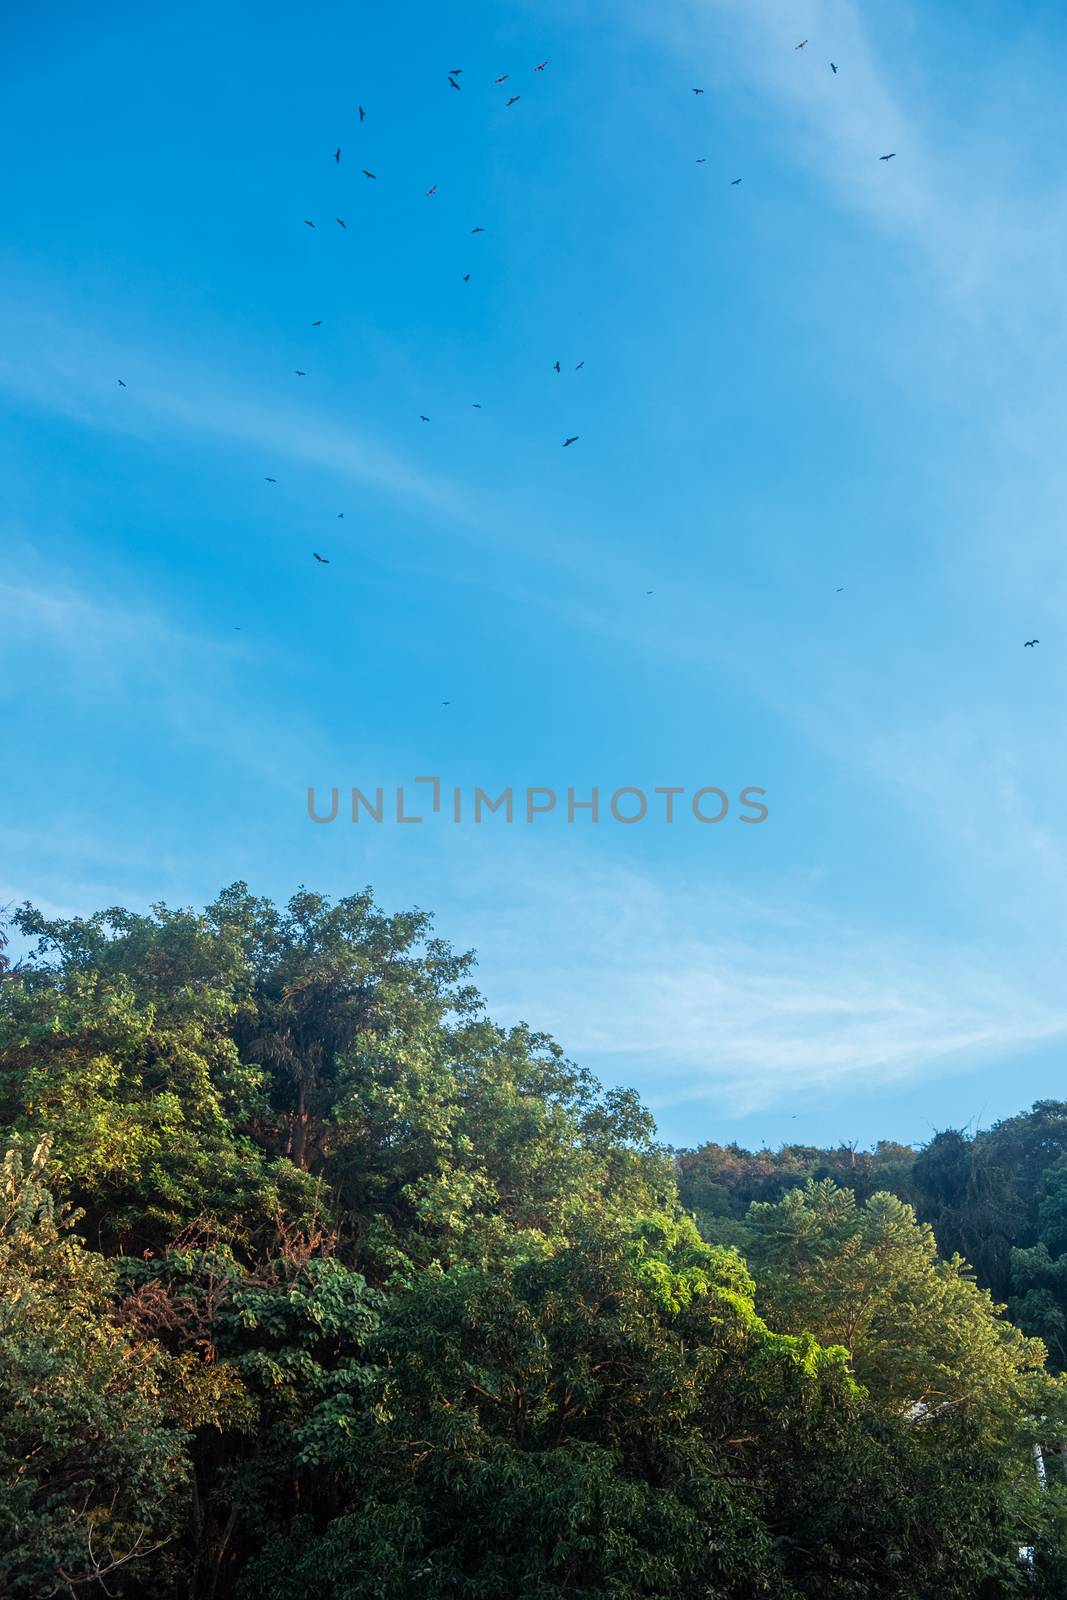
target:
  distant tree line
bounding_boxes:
[676,1101,1067,1374]
[1,889,1066,1598]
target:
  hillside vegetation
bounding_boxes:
[1,886,1065,1598]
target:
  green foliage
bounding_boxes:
[678,1104,1067,1386]
[0,1137,231,1599]
[0,887,1062,1595]
[745,1180,1055,1437]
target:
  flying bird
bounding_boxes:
[535,60,548,71]
[336,218,347,227]
[449,68,462,75]
[312,320,322,326]
[472,403,481,408]
[831,62,838,73]
[471,225,485,233]
[334,148,341,163]
[691,87,704,95]
[506,95,520,106]
[295,370,306,376]
[358,105,366,121]
[880,152,896,160]
[563,435,579,447]
[362,169,377,179]
[835,587,844,593]
[696,157,706,163]
[795,39,808,49]
[304,219,316,228]
[419,415,430,421]
[731,177,742,184]
[495,74,508,83]
[462,273,471,282]
[1025,639,1040,647]
[117,378,126,387]
[265,477,277,483]
[337,513,344,518]
[426,184,438,196]
[448,75,461,90]
[442,700,451,706]
[575,361,584,369]
[554,361,561,372]
[313,552,330,563]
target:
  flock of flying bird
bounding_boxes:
[112,44,1037,649]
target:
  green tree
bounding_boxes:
[1,888,1060,1596]
[746,1179,1053,1437]
[0,1137,245,1598]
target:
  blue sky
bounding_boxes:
[4,0,1067,1151]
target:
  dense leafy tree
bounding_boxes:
[0,887,1061,1595]
[745,1181,1055,1435]
[0,1137,245,1599]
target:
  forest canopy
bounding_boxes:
[2,886,1066,1598]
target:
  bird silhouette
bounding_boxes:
[696,157,706,163]
[448,75,461,91]
[691,87,704,95]
[336,218,346,228]
[880,153,896,160]
[304,219,316,228]
[835,587,844,592]
[563,435,579,447]
[472,403,481,408]
[117,378,126,387]
[265,476,277,483]
[1025,639,1040,647]
[295,370,306,377]
[313,552,330,563]
[575,361,584,369]
[462,273,471,282]
[334,148,341,163]
[312,319,322,326]
[419,415,430,422]
[795,39,808,49]
[831,62,838,73]
[506,95,520,106]
[554,361,561,373]
[442,700,451,706]
[362,169,377,179]
[495,74,508,83]
[471,225,485,233]
[535,60,548,71]
[731,178,742,185]
[338,513,344,518]
[358,105,366,121]
[449,68,462,75]
[426,184,438,196]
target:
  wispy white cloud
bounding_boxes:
[0,303,468,517]
[0,286,625,608]
[440,848,1067,1115]
[650,0,1067,317]
[6,2,1067,1137]
[0,558,330,796]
